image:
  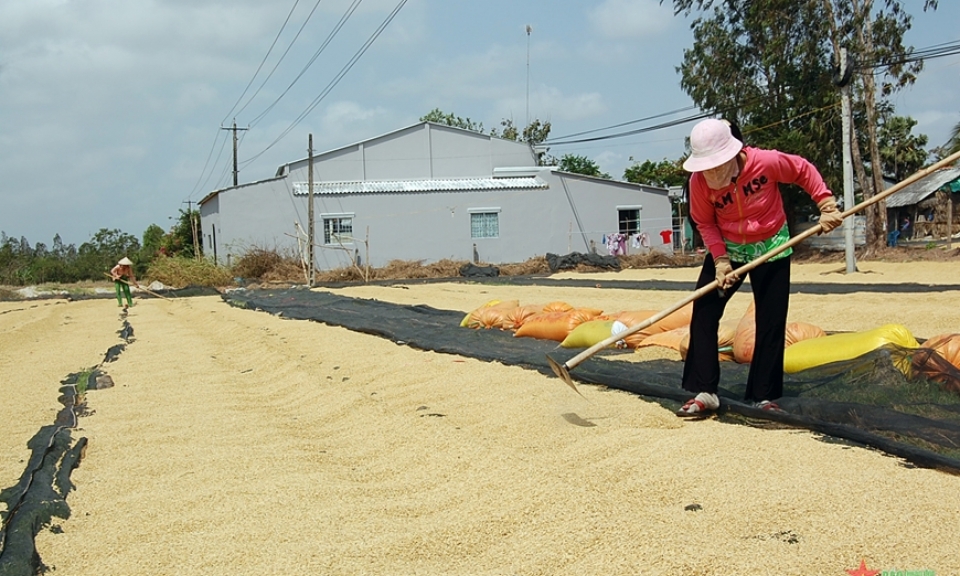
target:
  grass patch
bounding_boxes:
[146,257,233,288]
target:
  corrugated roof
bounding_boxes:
[291,176,548,196]
[884,168,960,208]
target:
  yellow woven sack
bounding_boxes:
[783,323,919,374]
[560,319,618,348]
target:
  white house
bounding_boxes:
[198,121,674,271]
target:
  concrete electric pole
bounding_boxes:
[220,120,249,187]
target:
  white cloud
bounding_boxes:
[594,150,625,176]
[524,86,607,123]
[589,0,673,38]
[318,101,390,146]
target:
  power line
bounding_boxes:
[245,0,364,129]
[240,0,409,167]
[547,105,698,142]
[856,38,960,70]
[546,38,960,148]
[221,0,304,125]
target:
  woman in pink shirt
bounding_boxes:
[676,119,843,417]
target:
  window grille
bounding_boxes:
[470,212,499,238]
[618,208,641,234]
[323,217,354,245]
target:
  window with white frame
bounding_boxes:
[469,208,500,239]
[618,206,642,234]
[322,214,354,245]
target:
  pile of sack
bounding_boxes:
[460,298,960,381]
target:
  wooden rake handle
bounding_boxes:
[105,272,173,301]
[548,148,960,387]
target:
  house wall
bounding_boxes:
[285,123,536,183]
[201,178,307,266]
[542,171,673,255]
[200,123,673,271]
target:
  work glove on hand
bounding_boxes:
[817,197,843,233]
[714,255,736,289]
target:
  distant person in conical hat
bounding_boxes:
[110,257,139,309]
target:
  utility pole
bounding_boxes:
[220,120,249,187]
[838,48,857,274]
[307,134,315,287]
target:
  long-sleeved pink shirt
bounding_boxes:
[689,146,833,259]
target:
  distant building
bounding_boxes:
[883,167,960,241]
[199,121,673,270]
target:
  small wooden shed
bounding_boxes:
[884,167,960,241]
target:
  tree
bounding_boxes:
[141,224,165,265]
[665,0,938,251]
[420,108,484,133]
[162,209,201,259]
[491,117,554,165]
[944,119,960,157]
[558,154,610,179]
[878,114,929,181]
[422,110,554,164]
[623,157,687,187]
[77,228,141,280]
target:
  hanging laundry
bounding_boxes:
[606,233,627,256]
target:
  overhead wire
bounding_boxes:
[246,0,365,129]
[240,0,410,167]
[189,0,308,201]
[546,105,698,142]
[187,0,321,198]
[545,38,960,149]
[187,129,230,200]
[221,0,305,125]
[198,132,234,195]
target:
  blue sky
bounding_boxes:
[2,0,958,247]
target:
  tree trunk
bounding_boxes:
[854,0,888,255]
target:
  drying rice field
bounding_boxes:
[2,260,960,575]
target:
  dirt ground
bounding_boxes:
[2,260,960,575]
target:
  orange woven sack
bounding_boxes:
[921,333,960,371]
[734,301,828,363]
[784,322,826,348]
[716,319,739,361]
[635,327,689,353]
[461,300,520,329]
[514,308,603,341]
[618,303,693,348]
[732,302,757,363]
[672,319,738,361]
[542,301,574,312]
[503,304,545,330]
[474,304,522,330]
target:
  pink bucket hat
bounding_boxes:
[682,119,744,172]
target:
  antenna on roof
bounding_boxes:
[526,24,532,128]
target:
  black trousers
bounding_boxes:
[680,254,791,402]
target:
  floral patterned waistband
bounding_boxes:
[724,223,792,264]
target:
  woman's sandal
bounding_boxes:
[676,393,719,418]
[756,400,784,413]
